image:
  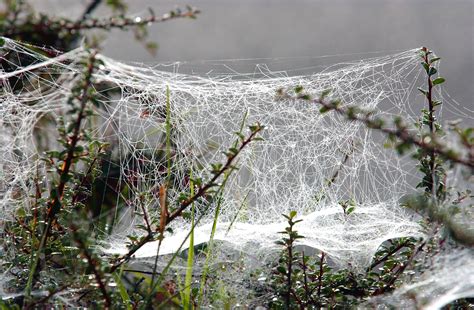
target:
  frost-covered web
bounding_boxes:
[0,38,472,307]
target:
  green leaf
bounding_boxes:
[428,67,437,76]
[294,85,304,93]
[432,77,445,85]
[249,124,260,132]
[321,89,332,98]
[276,266,286,274]
[228,147,239,155]
[417,87,428,96]
[0,38,5,47]
[429,57,441,64]
[73,146,84,153]
[421,62,429,73]
[319,106,330,114]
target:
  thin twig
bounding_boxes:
[367,239,411,271]
[283,92,474,169]
[80,0,103,21]
[373,241,425,296]
[24,50,98,299]
[317,252,325,302]
[5,8,200,37]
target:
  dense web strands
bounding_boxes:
[0,38,472,306]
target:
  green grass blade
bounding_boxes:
[113,267,133,310]
[183,172,195,310]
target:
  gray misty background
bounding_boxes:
[36,0,473,124]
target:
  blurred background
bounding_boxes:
[32,0,473,123]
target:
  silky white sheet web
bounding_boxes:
[0,37,472,307]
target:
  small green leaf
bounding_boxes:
[294,85,304,93]
[319,106,330,114]
[432,77,445,85]
[0,38,5,47]
[429,57,441,64]
[428,67,437,76]
[276,266,286,274]
[321,89,332,98]
[417,87,428,96]
[421,62,429,73]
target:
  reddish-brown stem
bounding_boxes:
[47,51,97,220]
[287,93,474,169]
[373,241,425,296]
[368,239,411,271]
[5,9,200,37]
[317,252,325,302]
[422,47,437,196]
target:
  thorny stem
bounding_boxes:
[109,233,154,273]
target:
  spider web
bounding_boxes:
[0,37,472,307]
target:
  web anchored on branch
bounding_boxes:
[0,38,472,307]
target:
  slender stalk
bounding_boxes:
[197,110,249,305]
[80,0,102,21]
[373,241,425,296]
[423,48,437,198]
[367,239,410,271]
[196,171,228,305]
[285,236,293,310]
[24,51,98,300]
[283,91,474,169]
[317,252,325,304]
[301,252,311,307]
[5,7,200,37]
[183,172,195,310]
